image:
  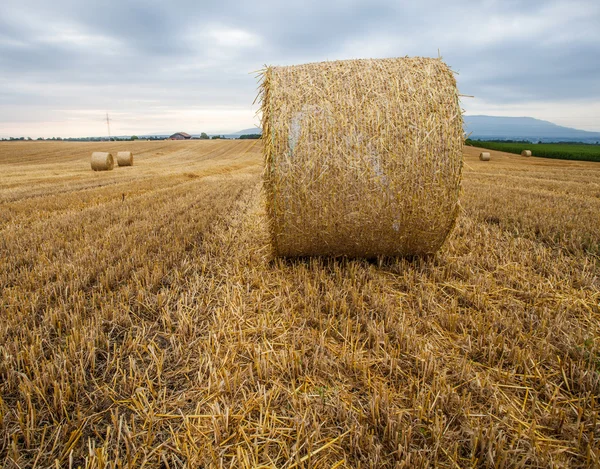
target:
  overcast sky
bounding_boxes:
[1,0,599,138]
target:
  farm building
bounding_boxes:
[169,132,192,140]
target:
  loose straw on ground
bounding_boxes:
[258,57,464,257]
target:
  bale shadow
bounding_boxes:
[270,252,437,274]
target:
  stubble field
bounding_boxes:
[0,140,599,468]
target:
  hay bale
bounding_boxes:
[117,151,134,166]
[90,152,114,171]
[521,150,532,157]
[259,57,463,257]
[479,152,491,161]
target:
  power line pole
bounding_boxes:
[106,113,112,141]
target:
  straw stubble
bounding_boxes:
[259,57,464,257]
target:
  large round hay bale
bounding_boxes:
[521,150,532,157]
[260,57,464,257]
[479,152,491,161]
[90,152,114,171]
[117,151,134,166]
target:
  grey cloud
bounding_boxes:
[0,0,599,136]
[454,40,600,102]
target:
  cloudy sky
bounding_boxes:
[1,0,599,138]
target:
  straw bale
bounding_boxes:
[90,152,114,171]
[259,57,464,257]
[479,152,491,161]
[521,150,532,157]
[117,151,134,166]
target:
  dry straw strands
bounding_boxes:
[259,57,464,257]
[90,152,114,171]
[521,150,532,157]
[117,151,134,166]
[479,152,491,161]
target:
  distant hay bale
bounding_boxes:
[479,152,491,161]
[521,150,532,157]
[90,152,114,171]
[117,151,134,166]
[259,57,464,257]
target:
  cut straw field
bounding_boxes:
[0,141,599,468]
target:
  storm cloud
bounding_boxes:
[1,0,598,137]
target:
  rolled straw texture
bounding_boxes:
[260,57,463,257]
[479,152,491,161]
[90,152,114,171]
[521,150,532,157]
[117,151,134,166]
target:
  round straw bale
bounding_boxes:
[90,152,114,171]
[117,151,134,166]
[479,152,491,161]
[521,150,532,157]
[260,57,463,257]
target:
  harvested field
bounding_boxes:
[0,140,599,468]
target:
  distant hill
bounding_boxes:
[226,119,600,143]
[131,118,600,144]
[231,127,262,136]
[220,127,262,139]
[137,128,262,139]
[464,116,600,143]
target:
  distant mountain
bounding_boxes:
[214,127,261,139]
[137,128,262,139]
[132,118,600,144]
[231,127,262,136]
[227,119,600,143]
[464,115,600,143]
